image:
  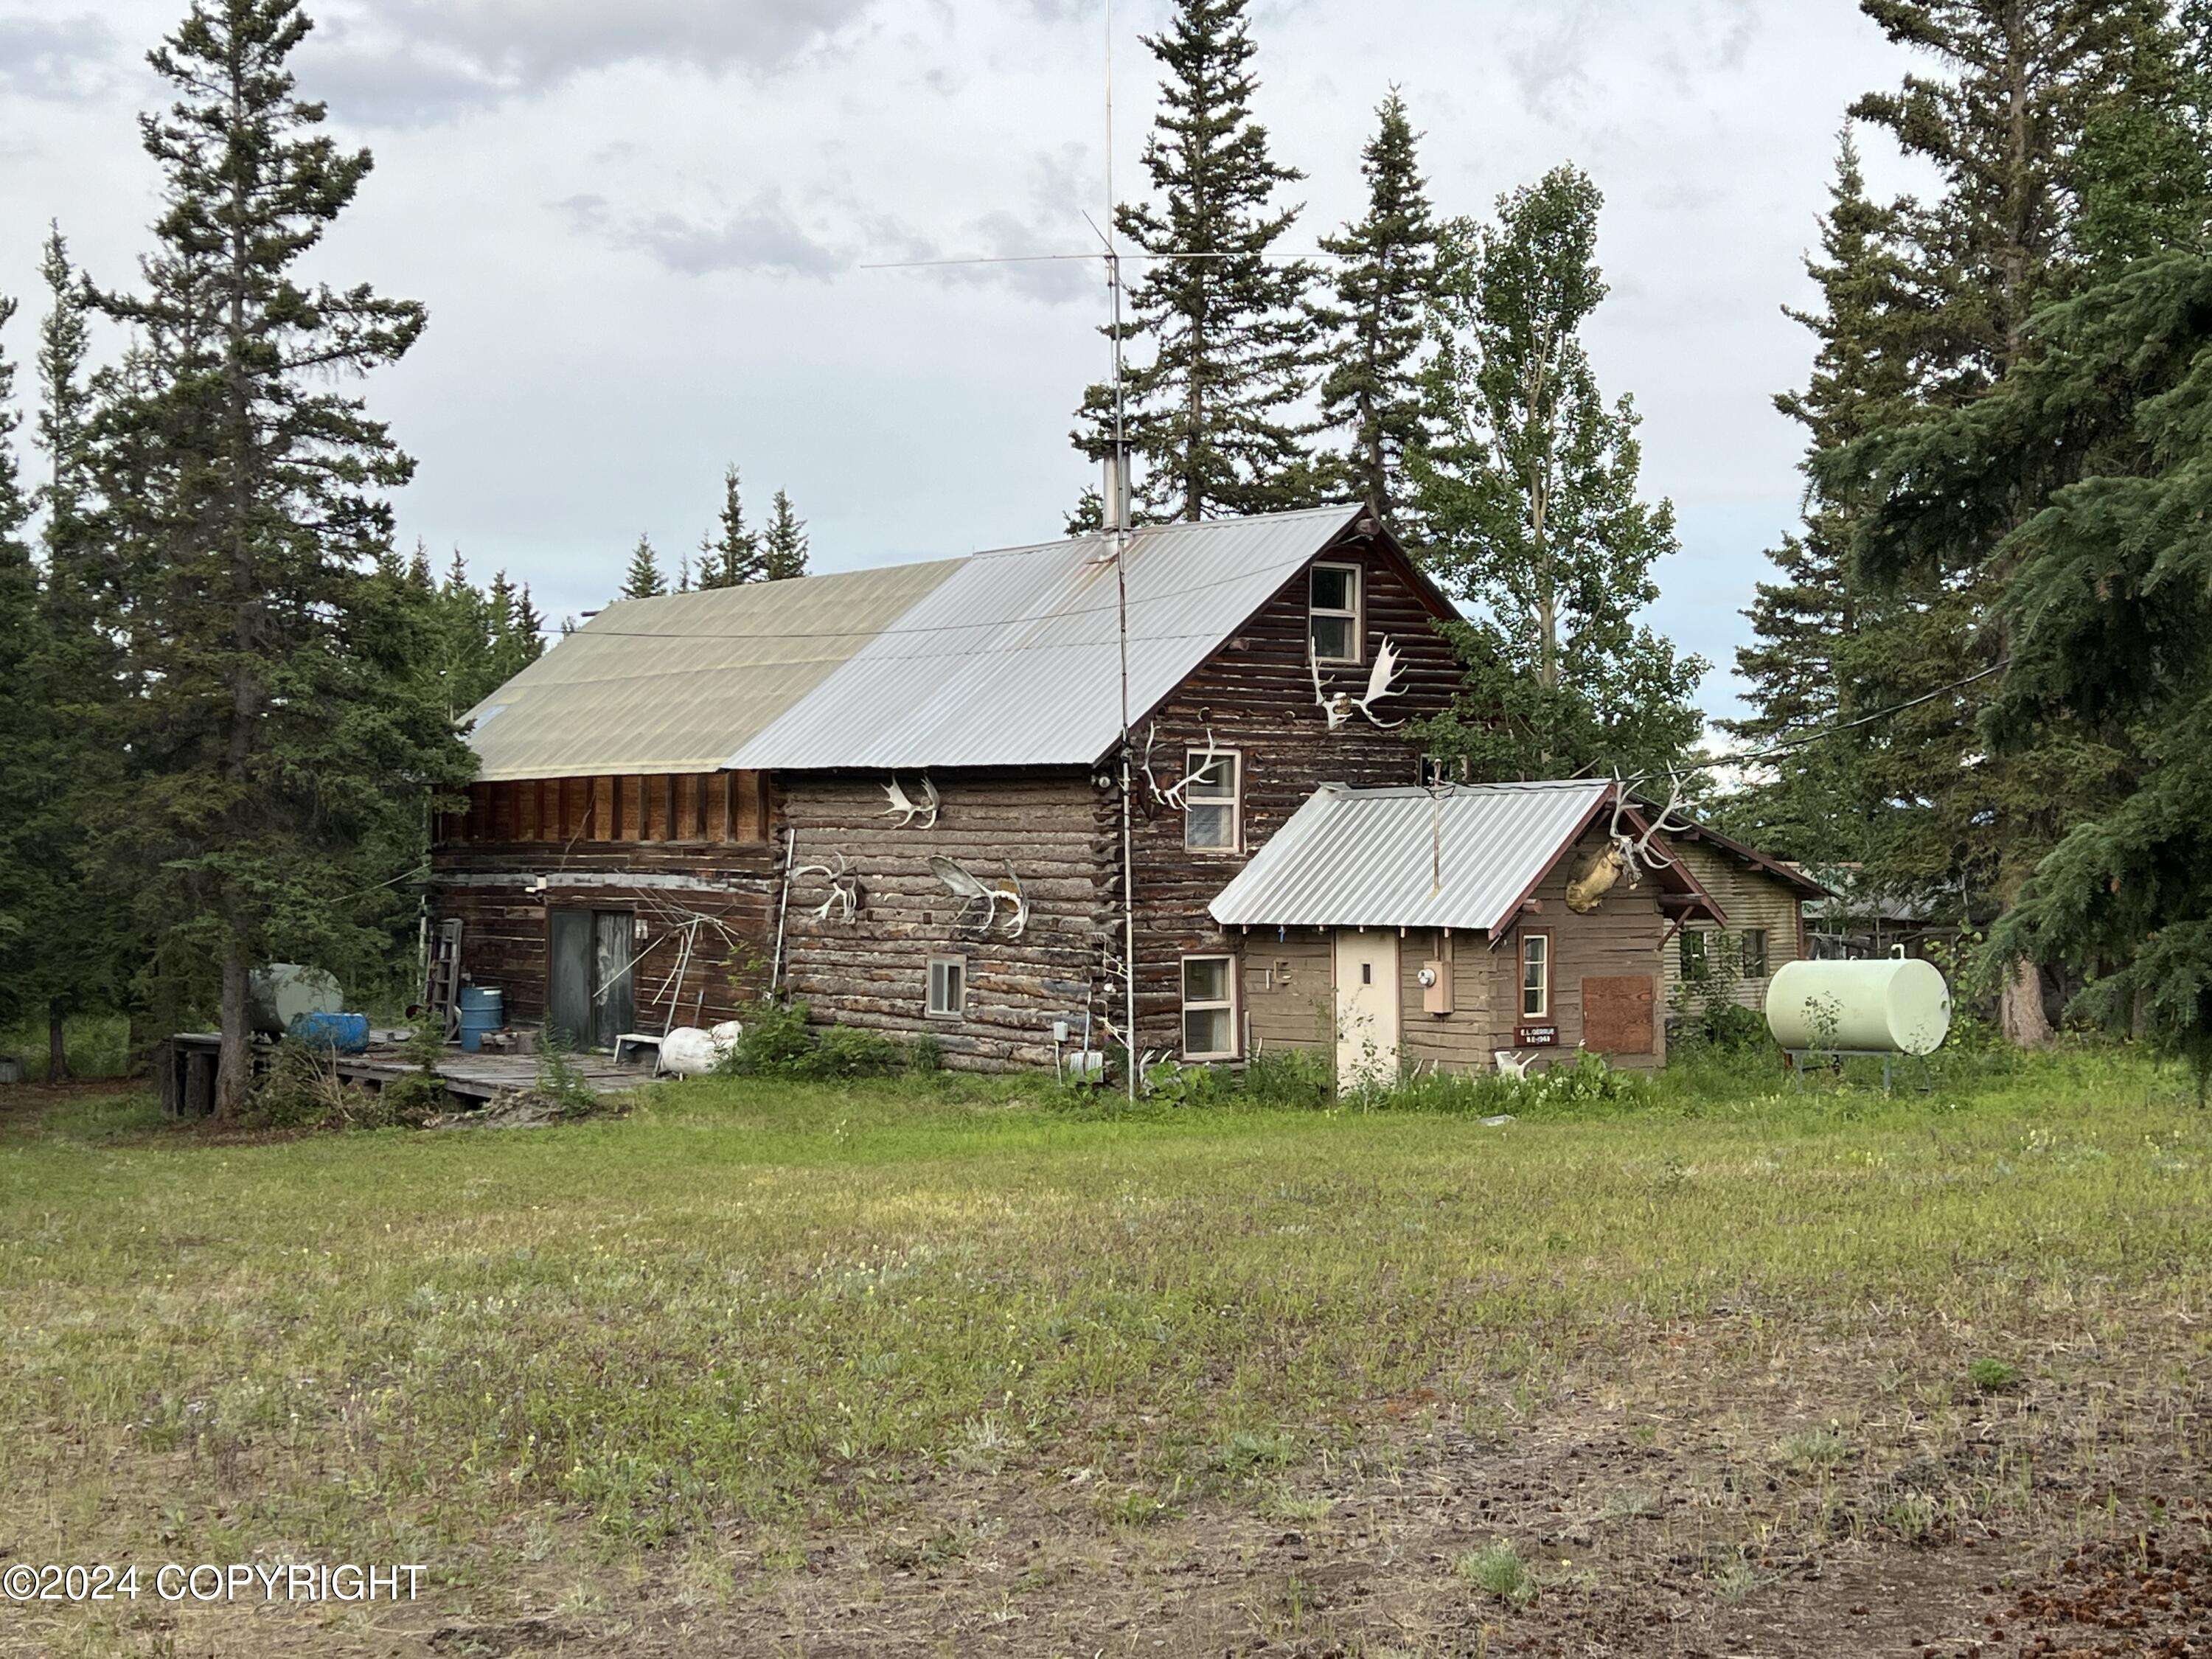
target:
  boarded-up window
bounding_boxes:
[1583,976,1655,1054]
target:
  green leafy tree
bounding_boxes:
[1310,89,1441,531]
[86,0,473,1114]
[697,464,766,588]
[620,532,667,599]
[1073,0,1318,521]
[761,489,809,580]
[1409,164,1703,779]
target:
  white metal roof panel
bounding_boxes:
[726,505,1365,771]
[1208,780,1613,935]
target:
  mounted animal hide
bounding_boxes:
[1565,844,1628,914]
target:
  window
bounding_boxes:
[1520,932,1551,1019]
[925,956,966,1019]
[1680,931,1710,982]
[1741,928,1770,979]
[1419,754,1469,786]
[1309,562,1363,664]
[1183,750,1242,852]
[1181,955,1238,1059]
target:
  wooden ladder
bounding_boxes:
[424,918,464,1039]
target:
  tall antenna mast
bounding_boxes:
[1106,0,1139,1102]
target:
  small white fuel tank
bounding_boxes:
[1764,958,1952,1056]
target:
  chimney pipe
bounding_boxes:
[1102,442,1131,534]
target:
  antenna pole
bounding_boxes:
[1107,0,1138,1102]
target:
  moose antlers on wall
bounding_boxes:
[1310,636,1405,731]
[879,773,940,830]
[929,855,1030,939]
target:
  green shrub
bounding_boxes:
[1238,1047,1333,1109]
[1967,1357,2023,1392]
[535,1034,602,1116]
[240,1039,442,1132]
[906,1034,945,1075]
[717,998,918,1081]
[722,999,817,1075]
[1454,1540,1536,1604]
[800,1026,908,1079]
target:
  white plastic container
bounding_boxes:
[1764,958,1952,1056]
[658,1021,744,1077]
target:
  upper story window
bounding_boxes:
[1183,750,1242,852]
[1310,562,1363,664]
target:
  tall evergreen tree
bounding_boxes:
[1826,0,2169,1042]
[1719,136,1918,863]
[620,532,667,599]
[1409,165,1703,780]
[697,464,765,588]
[1310,90,1440,532]
[86,0,472,1113]
[761,489,810,580]
[1073,0,1318,521]
[0,296,54,1039]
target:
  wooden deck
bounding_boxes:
[159,1032,655,1116]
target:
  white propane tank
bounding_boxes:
[1764,958,1952,1056]
[658,1021,743,1077]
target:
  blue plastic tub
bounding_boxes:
[290,1011,370,1055]
[456,987,505,1054]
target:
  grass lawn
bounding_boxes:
[1,1048,2208,1655]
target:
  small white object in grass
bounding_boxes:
[1482,1114,1515,1127]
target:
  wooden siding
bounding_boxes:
[1119,532,1459,1059]
[1663,841,1806,1010]
[443,773,768,848]
[428,841,779,1033]
[779,771,1106,1071]
[1242,933,1335,1051]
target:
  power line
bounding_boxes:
[1671,661,2010,784]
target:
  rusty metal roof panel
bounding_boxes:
[461,558,965,782]
[726,504,1365,771]
[1208,780,1613,935]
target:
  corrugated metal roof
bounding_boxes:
[462,560,963,782]
[462,504,1368,779]
[1208,780,1613,935]
[728,504,1365,771]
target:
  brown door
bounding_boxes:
[1582,976,1655,1054]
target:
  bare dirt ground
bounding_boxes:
[58,1324,2208,1659]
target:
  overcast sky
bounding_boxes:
[0,0,1929,720]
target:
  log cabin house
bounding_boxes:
[431,502,1787,1081]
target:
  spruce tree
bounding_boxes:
[1409,165,1703,779]
[1830,0,2168,1042]
[0,295,53,1037]
[620,533,668,599]
[87,0,470,1113]
[1310,90,1440,532]
[1719,136,1916,863]
[762,490,810,580]
[1073,0,1318,521]
[697,465,766,588]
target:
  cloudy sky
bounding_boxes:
[0,0,1930,718]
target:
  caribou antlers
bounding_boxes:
[791,851,863,922]
[1565,773,1695,915]
[879,772,940,830]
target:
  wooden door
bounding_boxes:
[1334,931,1400,1092]
[591,911,636,1049]
[548,910,593,1048]
[1582,975,1655,1054]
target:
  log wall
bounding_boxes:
[1116,532,1460,1060]
[779,770,1107,1071]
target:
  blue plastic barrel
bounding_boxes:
[291,1011,370,1055]
[456,987,505,1053]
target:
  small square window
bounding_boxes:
[1181,955,1237,1060]
[1520,933,1550,1019]
[926,956,966,1019]
[1741,928,1770,979]
[1183,750,1241,852]
[1309,563,1362,664]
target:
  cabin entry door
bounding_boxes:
[547,908,637,1050]
[1334,931,1401,1093]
